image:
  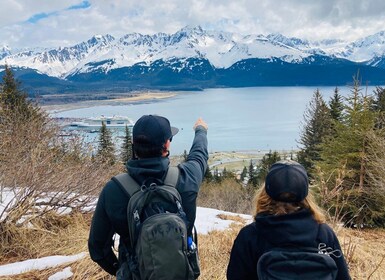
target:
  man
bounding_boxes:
[88,114,208,276]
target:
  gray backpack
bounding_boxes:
[113,167,197,280]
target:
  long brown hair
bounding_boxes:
[254,186,326,224]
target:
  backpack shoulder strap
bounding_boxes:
[164,166,180,187]
[112,173,141,198]
[112,166,180,197]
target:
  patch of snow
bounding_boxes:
[0,253,86,276]
[48,267,73,280]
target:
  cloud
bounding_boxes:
[1,0,385,48]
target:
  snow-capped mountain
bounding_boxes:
[0,45,11,60]
[1,26,385,93]
[0,26,331,78]
[335,31,385,62]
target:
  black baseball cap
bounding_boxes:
[133,115,179,146]
[265,160,309,202]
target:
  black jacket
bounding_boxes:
[227,209,351,280]
[88,126,208,275]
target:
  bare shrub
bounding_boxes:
[0,108,122,259]
[197,178,256,215]
[312,164,360,226]
[365,131,385,192]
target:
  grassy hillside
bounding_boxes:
[0,190,384,279]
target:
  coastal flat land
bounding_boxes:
[42,91,177,113]
[172,150,296,174]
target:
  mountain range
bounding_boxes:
[1,26,385,94]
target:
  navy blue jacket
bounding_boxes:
[88,126,208,275]
[227,209,351,280]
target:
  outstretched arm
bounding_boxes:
[178,118,208,234]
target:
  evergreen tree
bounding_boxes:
[248,159,257,187]
[0,65,25,110]
[182,149,188,162]
[120,125,133,163]
[203,167,213,182]
[0,64,42,120]
[371,86,385,129]
[222,167,228,178]
[0,65,48,159]
[222,167,234,179]
[317,75,385,227]
[297,89,333,175]
[97,121,116,164]
[213,168,221,182]
[240,166,248,182]
[329,87,344,122]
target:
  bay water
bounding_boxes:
[53,86,378,155]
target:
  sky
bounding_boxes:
[1,0,385,49]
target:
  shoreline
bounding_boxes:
[42,91,178,113]
[171,149,298,171]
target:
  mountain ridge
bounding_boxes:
[1,26,385,94]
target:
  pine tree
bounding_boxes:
[120,125,133,163]
[203,167,213,182]
[248,159,257,187]
[0,64,42,120]
[182,150,188,162]
[316,75,384,227]
[97,121,116,165]
[297,89,333,175]
[213,168,221,182]
[0,65,25,110]
[0,65,48,158]
[240,166,248,182]
[371,86,385,129]
[222,167,228,178]
[329,87,344,122]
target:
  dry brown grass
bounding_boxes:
[336,227,385,280]
[0,212,108,280]
[0,213,385,279]
[198,223,244,280]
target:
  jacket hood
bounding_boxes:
[126,157,170,185]
[255,209,319,246]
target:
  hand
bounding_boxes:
[193,117,208,131]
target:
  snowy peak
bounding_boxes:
[1,26,385,79]
[266,33,310,50]
[336,30,385,62]
[0,45,11,60]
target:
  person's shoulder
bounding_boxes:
[317,222,339,241]
[101,175,125,196]
[237,221,258,239]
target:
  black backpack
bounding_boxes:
[113,167,199,280]
[257,243,339,280]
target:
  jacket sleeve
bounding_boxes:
[88,186,119,276]
[331,231,351,280]
[183,125,209,184]
[227,224,259,280]
[178,126,208,234]
[319,224,351,280]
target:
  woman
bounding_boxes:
[227,160,351,280]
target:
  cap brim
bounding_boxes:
[171,126,179,136]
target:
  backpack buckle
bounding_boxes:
[140,183,157,192]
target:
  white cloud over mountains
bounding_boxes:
[1,0,385,48]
